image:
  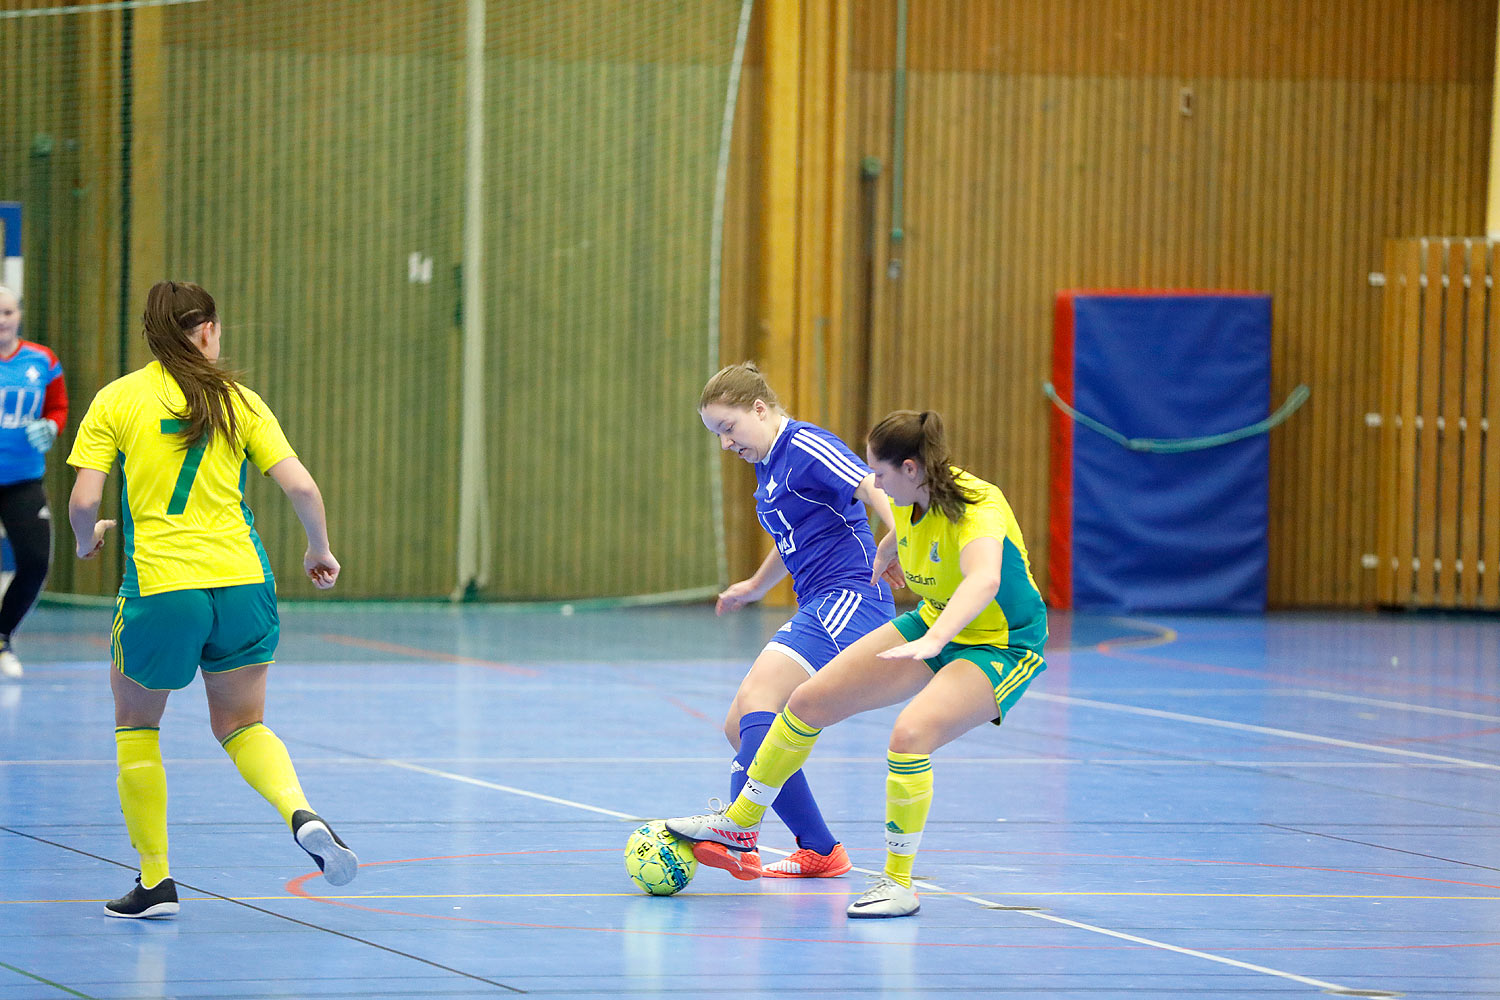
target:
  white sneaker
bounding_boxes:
[846,875,920,918]
[0,649,21,680]
[664,799,761,853]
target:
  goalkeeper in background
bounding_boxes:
[0,285,68,680]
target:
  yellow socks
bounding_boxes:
[883,752,933,888]
[115,727,170,888]
[221,723,310,826]
[726,706,822,828]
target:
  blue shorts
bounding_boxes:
[765,586,895,676]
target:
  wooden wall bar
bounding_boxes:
[1376,238,1500,610]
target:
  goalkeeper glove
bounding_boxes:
[24,418,57,453]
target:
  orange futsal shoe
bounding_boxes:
[761,843,852,878]
[692,840,763,881]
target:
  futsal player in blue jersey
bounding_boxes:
[0,286,68,680]
[669,410,1048,917]
[695,362,900,879]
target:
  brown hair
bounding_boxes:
[867,409,979,522]
[698,361,786,414]
[142,281,246,447]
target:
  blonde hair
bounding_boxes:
[867,409,979,522]
[698,361,785,414]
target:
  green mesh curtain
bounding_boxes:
[1,0,747,602]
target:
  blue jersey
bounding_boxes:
[755,418,892,606]
[0,341,66,486]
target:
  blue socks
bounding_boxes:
[731,710,837,855]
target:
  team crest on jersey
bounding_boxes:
[24,366,40,384]
[929,541,941,563]
[764,473,778,498]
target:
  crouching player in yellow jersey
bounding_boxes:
[66,281,356,919]
[667,409,1046,917]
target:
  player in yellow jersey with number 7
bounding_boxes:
[66,280,357,919]
[667,409,1047,917]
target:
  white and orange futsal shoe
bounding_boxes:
[761,842,851,878]
[691,841,763,881]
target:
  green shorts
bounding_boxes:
[112,581,280,691]
[892,607,1046,724]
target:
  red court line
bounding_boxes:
[320,635,540,676]
[281,845,1499,954]
[284,858,1111,950]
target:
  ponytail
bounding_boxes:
[867,409,978,522]
[141,281,246,448]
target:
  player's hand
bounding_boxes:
[77,519,115,559]
[715,579,761,615]
[876,635,943,663]
[871,551,906,589]
[304,548,340,590]
[24,419,57,453]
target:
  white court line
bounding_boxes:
[1031,692,1500,771]
[380,759,639,820]
[378,759,1388,997]
[941,888,1376,995]
[1280,689,1500,724]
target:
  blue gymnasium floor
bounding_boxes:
[1,602,1498,999]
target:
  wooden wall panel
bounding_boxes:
[832,0,1495,607]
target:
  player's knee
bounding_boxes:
[887,717,936,755]
[785,687,834,730]
[210,711,263,745]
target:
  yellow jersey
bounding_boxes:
[892,468,1047,650]
[67,361,296,597]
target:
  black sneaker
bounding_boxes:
[104,876,179,919]
[291,809,358,886]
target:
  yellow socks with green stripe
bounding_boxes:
[115,727,170,888]
[221,723,311,826]
[726,706,823,829]
[884,752,933,888]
